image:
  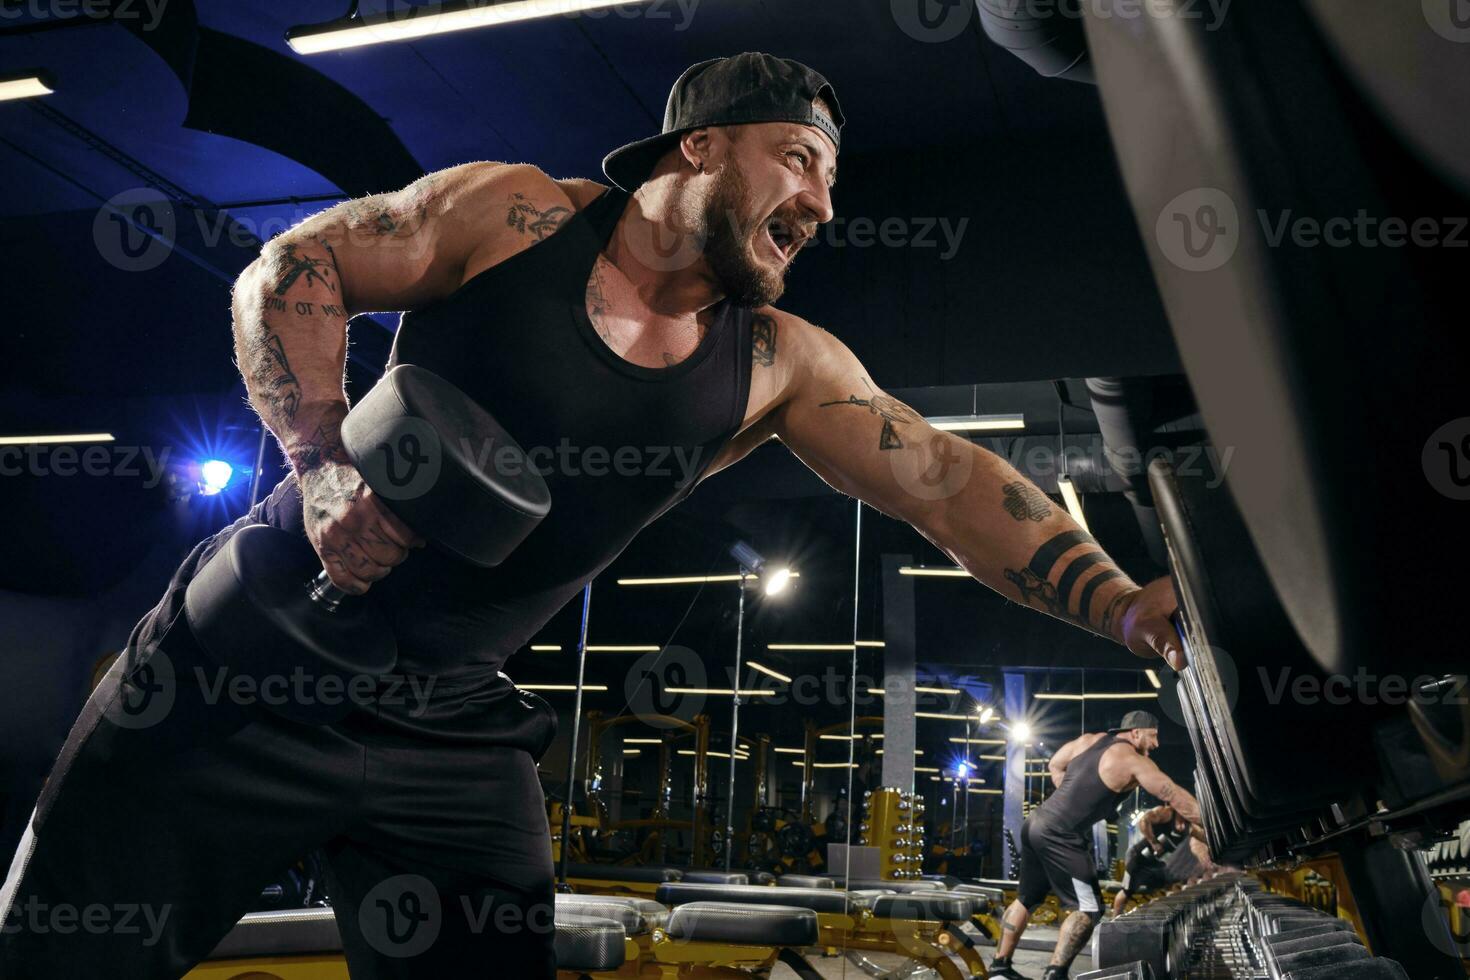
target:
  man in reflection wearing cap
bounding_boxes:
[990,711,1204,980]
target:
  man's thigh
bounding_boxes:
[324,739,556,978]
[323,839,555,979]
[1036,832,1102,914]
[0,620,362,978]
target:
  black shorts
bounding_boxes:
[1017,816,1103,914]
[1120,853,1171,896]
[0,601,559,978]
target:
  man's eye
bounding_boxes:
[787,151,809,169]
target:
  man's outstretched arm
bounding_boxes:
[765,313,1183,666]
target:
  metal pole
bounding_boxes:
[842,501,863,878]
[556,583,593,890]
[724,575,747,870]
[247,425,269,511]
[963,718,971,851]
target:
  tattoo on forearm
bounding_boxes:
[752,313,777,367]
[1002,481,1051,522]
[260,335,301,421]
[507,192,572,240]
[819,379,924,450]
[290,420,351,474]
[1005,530,1135,636]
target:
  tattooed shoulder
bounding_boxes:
[507,192,574,241]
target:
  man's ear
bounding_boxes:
[679,128,715,172]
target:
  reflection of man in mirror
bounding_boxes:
[1111,804,1190,914]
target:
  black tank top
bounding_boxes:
[242,188,753,677]
[1037,734,1134,835]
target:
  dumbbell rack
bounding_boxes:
[1169,897,1266,979]
[859,787,926,879]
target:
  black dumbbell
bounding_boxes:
[185,364,551,723]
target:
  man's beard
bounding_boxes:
[699,163,794,309]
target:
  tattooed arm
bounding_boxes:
[758,308,1183,665]
[232,161,581,591]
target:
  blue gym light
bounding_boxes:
[199,459,234,496]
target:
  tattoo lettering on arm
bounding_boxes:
[506,192,572,240]
[1002,480,1051,522]
[752,313,777,367]
[819,379,924,451]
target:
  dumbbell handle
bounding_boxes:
[308,570,349,612]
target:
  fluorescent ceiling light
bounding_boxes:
[1036,692,1158,701]
[623,749,640,755]
[624,738,661,745]
[287,0,652,54]
[1145,669,1162,690]
[618,572,801,586]
[0,75,54,102]
[747,662,792,684]
[873,749,924,755]
[773,747,805,755]
[0,432,113,446]
[979,754,1007,761]
[915,766,940,773]
[926,413,1025,432]
[587,645,660,653]
[664,688,775,697]
[915,712,972,721]
[679,750,748,760]
[898,567,968,578]
[767,643,852,651]
[1057,473,1089,532]
[855,640,885,648]
[948,737,1006,746]
[529,644,561,652]
[520,684,608,692]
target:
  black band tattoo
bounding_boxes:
[1006,529,1134,636]
[1002,480,1051,522]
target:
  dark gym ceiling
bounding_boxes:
[0,1,1187,746]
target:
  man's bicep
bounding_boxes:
[772,331,971,528]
